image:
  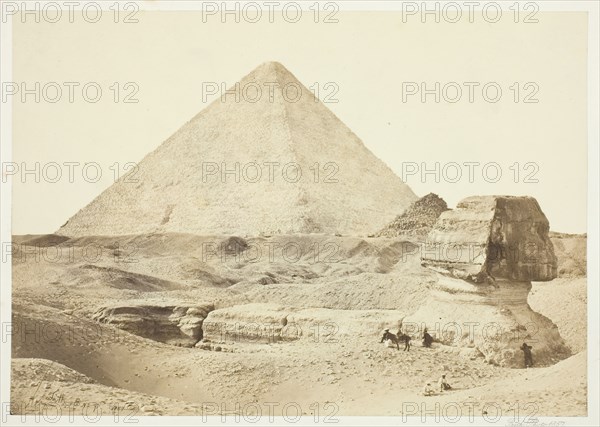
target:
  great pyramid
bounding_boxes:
[59,62,417,237]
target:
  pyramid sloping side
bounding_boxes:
[59,62,416,237]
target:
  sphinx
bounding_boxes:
[405,195,570,367]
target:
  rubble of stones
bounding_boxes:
[377,193,449,238]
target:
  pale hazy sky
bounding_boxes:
[9,9,588,234]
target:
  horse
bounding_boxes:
[380,330,412,351]
[397,331,411,351]
[380,330,400,350]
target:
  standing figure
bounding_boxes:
[423,328,433,348]
[520,342,533,368]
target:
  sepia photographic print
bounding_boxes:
[0,1,598,426]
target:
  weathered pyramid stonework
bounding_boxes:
[405,196,569,367]
[376,193,449,238]
[59,62,416,237]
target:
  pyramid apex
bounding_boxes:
[244,61,296,83]
[257,61,287,71]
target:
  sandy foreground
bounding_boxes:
[9,233,587,418]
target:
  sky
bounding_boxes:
[8,8,589,234]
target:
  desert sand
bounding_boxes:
[10,231,587,418]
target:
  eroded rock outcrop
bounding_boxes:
[405,196,569,367]
[92,302,214,347]
[549,232,587,277]
[201,303,403,344]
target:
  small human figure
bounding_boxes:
[438,374,451,391]
[423,382,435,396]
[423,328,433,348]
[520,342,533,368]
